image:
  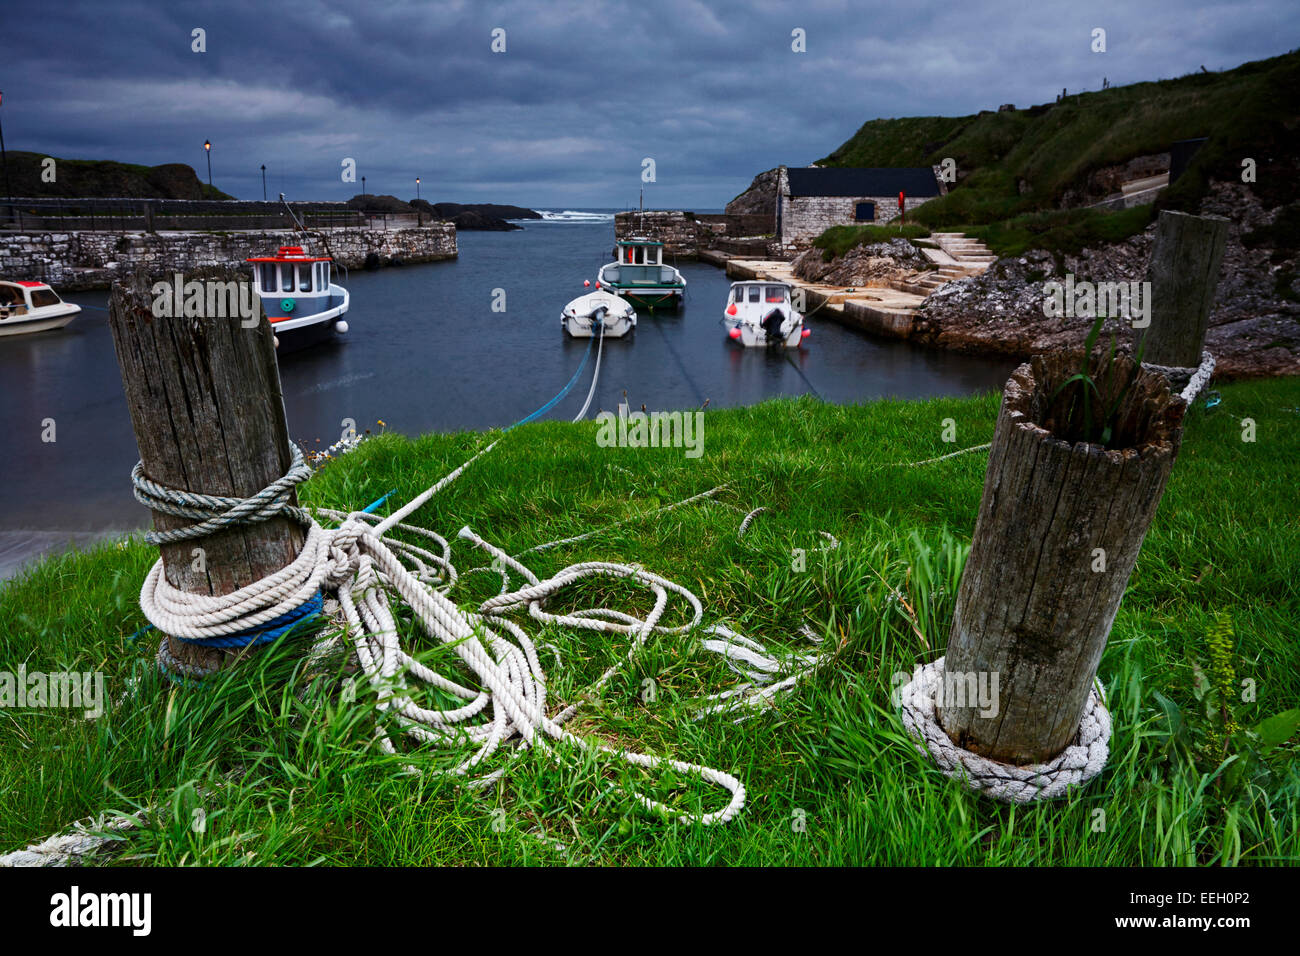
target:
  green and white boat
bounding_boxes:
[597,238,686,310]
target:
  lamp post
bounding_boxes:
[361,175,366,196]
[203,140,212,190]
[260,164,266,201]
[416,177,420,202]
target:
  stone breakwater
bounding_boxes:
[0,225,458,291]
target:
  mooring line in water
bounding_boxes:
[783,350,823,400]
[645,315,707,406]
[504,334,596,431]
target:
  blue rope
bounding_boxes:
[503,333,595,431]
[362,489,397,514]
[175,591,324,648]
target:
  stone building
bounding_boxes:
[776,166,942,249]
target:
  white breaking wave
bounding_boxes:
[531,210,615,223]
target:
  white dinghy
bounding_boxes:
[561,286,637,338]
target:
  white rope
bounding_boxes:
[129,447,749,825]
[0,813,139,867]
[572,322,604,422]
[896,443,992,467]
[695,624,826,721]
[1143,350,1215,404]
[898,657,1110,803]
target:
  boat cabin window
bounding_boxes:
[299,265,312,292]
[30,289,61,307]
[280,265,295,293]
[0,286,23,306]
[258,264,275,291]
[765,286,787,303]
[732,287,745,303]
[747,286,761,303]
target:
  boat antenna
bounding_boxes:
[280,191,341,274]
[280,192,307,232]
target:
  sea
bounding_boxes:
[0,209,1016,579]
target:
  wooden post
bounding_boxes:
[1139,209,1229,368]
[939,353,1184,765]
[107,267,304,675]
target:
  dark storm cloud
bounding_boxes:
[2,0,1296,207]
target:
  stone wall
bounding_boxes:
[0,225,457,290]
[613,210,777,257]
[779,195,933,248]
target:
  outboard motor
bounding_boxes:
[761,309,786,344]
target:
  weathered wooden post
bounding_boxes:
[1139,209,1229,369]
[938,352,1184,765]
[107,266,304,676]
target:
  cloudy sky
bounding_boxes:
[3,0,1295,209]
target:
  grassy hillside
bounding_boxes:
[1,383,1297,866]
[2,151,233,200]
[819,50,1300,241]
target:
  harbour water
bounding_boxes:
[0,212,1017,578]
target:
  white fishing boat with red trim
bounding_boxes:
[722,280,809,348]
[0,280,81,337]
[247,245,350,350]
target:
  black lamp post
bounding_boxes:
[260,164,266,201]
[416,177,420,201]
[203,140,212,189]
[361,175,366,196]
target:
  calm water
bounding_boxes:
[0,215,1015,575]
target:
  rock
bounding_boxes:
[913,181,1300,378]
[792,238,926,286]
[725,168,782,219]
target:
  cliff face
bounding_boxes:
[4,152,232,199]
[725,167,781,218]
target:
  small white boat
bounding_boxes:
[0,281,81,337]
[247,245,350,351]
[722,280,808,348]
[561,288,637,338]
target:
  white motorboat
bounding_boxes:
[722,280,808,348]
[561,288,637,338]
[0,281,81,337]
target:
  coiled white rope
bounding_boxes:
[130,444,750,825]
[898,657,1110,803]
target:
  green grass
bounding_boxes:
[813,224,932,259]
[823,50,1300,220]
[1,381,1298,865]
[964,205,1157,259]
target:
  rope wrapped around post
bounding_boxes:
[899,657,1111,803]
[1144,349,1216,405]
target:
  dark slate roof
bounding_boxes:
[786,167,940,198]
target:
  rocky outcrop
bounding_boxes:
[913,183,1299,379]
[791,238,928,287]
[725,168,782,218]
[2,151,233,200]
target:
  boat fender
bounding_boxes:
[335,320,349,334]
[280,298,296,313]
